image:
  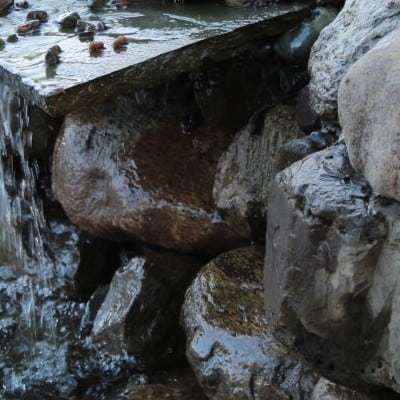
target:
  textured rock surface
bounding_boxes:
[311,378,371,400]
[91,248,201,368]
[339,30,400,203]
[52,91,246,255]
[213,104,304,238]
[295,86,320,133]
[273,129,336,173]
[103,370,207,400]
[182,246,320,400]
[309,0,400,121]
[264,144,388,387]
[362,199,400,393]
[52,55,303,254]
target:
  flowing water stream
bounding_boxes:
[0,83,138,399]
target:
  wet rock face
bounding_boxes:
[52,94,247,255]
[274,6,338,65]
[273,129,336,173]
[213,104,304,239]
[91,248,201,368]
[339,31,400,203]
[182,246,320,400]
[264,144,390,387]
[309,0,400,121]
[52,55,298,254]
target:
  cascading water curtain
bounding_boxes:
[0,81,65,395]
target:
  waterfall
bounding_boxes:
[0,82,78,397]
[0,82,136,399]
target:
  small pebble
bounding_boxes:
[16,1,29,9]
[17,23,31,33]
[26,10,48,22]
[17,19,40,34]
[96,21,108,32]
[89,41,105,54]
[76,20,96,33]
[113,35,129,50]
[7,34,18,43]
[58,12,80,30]
[45,45,62,66]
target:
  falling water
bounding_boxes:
[0,81,73,396]
[0,83,137,399]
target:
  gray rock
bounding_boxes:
[274,129,336,172]
[79,284,109,336]
[274,6,338,65]
[361,199,400,393]
[7,34,18,43]
[58,12,80,30]
[339,30,400,203]
[311,378,371,400]
[182,246,320,400]
[26,10,48,23]
[91,248,201,368]
[213,104,304,239]
[45,45,62,67]
[264,143,392,388]
[309,0,400,121]
[296,86,320,133]
[76,20,96,33]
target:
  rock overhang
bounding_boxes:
[0,0,313,116]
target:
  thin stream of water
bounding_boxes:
[0,83,137,399]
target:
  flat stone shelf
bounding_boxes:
[0,0,312,116]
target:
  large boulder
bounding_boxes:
[339,30,400,203]
[52,91,248,255]
[213,104,304,238]
[264,144,388,387]
[264,143,400,394]
[362,198,400,393]
[52,55,304,254]
[91,248,201,368]
[182,246,320,400]
[309,0,400,121]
